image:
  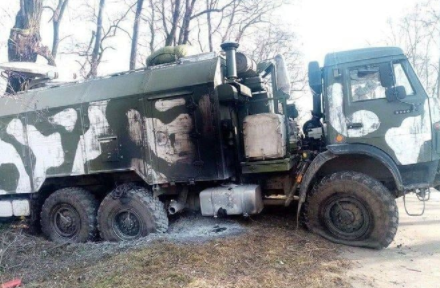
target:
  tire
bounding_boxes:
[97,185,168,242]
[40,188,98,243]
[304,171,398,249]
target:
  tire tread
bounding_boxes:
[97,185,168,241]
[40,187,98,243]
[303,171,398,249]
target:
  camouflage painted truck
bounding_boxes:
[0,42,438,248]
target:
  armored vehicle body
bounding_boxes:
[0,43,437,248]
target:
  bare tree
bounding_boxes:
[44,0,70,59]
[178,0,196,44]
[138,0,158,55]
[133,0,303,96]
[130,0,144,70]
[162,0,182,46]
[147,0,157,53]
[8,0,55,65]
[151,0,238,48]
[384,1,440,97]
[246,24,306,94]
[3,0,302,90]
[70,0,134,78]
[205,0,214,51]
[88,0,106,78]
[7,0,55,93]
[423,0,440,97]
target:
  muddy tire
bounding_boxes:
[97,185,168,242]
[40,188,98,243]
[304,171,398,249]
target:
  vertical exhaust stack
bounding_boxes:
[221,42,240,80]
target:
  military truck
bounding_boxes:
[0,42,437,248]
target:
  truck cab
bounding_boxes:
[307,47,440,195]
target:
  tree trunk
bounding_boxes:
[148,0,156,54]
[437,57,440,98]
[52,0,70,58]
[178,0,196,45]
[7,0,55,94]
[88,0,106,78]
[8,0,43,63]
[206,0,213,52]
[130,0,144,70]
[165,0,181,46]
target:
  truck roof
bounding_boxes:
[0,53,221,117]
[324,47,404,67]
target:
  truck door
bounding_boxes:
[339,60,429,165]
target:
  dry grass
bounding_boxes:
[0,213,350,288]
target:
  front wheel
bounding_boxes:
[304,171,398,249]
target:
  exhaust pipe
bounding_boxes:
[168,187,188,215]
[221,42,240,80]
[168,199,185,215]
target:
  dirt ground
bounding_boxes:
[343,190,440,288]
[1,191,439,288]
[0,210,349,288]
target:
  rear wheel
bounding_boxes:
[40,188,98,243]
[304,171,398,249]
[97,185,168,242]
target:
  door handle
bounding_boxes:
[347,123,363,129]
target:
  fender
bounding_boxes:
[298,144,404,205]
[327,144,404,192]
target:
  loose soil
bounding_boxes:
[0,210,350,288]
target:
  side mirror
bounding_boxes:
[379,63,395,88]
[308,61,322,95]
[386,86,407,102]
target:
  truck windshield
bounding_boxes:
[394,61,415,96]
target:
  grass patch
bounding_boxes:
[25,214,349,288]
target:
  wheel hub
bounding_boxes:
[338,209,355,225]
[113,210,141,240]
[323,196,371,240]
[52,204,81,238]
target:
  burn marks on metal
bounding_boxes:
[141,89,220,183]
[0,79,224,195]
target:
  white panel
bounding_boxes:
[0,201,13,217]
[243,113,286,160]
[12,200,30,216]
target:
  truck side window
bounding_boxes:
[349,66,386,102]
[393,62,415,96]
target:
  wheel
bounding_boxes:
[40,188,98,243]
[304,171,398,249]
[97,185,168,242]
